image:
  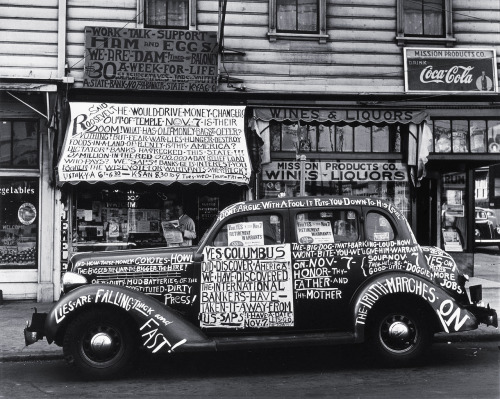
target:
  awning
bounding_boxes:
[253,107,429,125]
[57,103,252,186]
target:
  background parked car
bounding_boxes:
[475,207,500,249]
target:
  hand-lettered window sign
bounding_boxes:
[297,220,334,244]
[57,103,252,186]
[83,27,218,92]
[228,222,264,246]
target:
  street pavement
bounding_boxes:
[1,255,499,362]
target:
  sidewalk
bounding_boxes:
[1,277,499,362]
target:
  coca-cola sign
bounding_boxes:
[404,48,498,93]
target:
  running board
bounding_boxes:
[214,332,355,351]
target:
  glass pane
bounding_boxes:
[452,120,468,153]
[434,120,451,153]
[391,125,402,152]
[298,125,316,151]
[470,120,486,153]
[336,126,353,152]
[297,0,318,32]
[167,0,188,27]
[0,177,39,269]
[277,0,297,31]
[487,120,500,153]
[423,0,443,35]
[365,212,395,241]
[13,121,38,168]
[354,125,371,152]
[146,0,167,26]
[0,121,11,167]
[372,126,389,152]
[281,123,299,151]
[270,121,281,151]
[404,0,423,35]
[318,124,335,152]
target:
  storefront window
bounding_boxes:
[260,160,411,219]
[432,119,500,154]
[372,126,390,152]
[269,121,402,154]
[452,120,469,153]
[336,126,353,152]
[0,120,39,168]
[354,125,371,152]
[470,120,487,153]
[487,120,500,153]
[317,125,335,152]
[0,178,39,269]
[70,184,244,252]
[434,120,451,153]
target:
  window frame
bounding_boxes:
[396,0,455,47]
[0,119,40,170]
[141,0,196,30]
[268,0,328,43]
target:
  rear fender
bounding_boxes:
[45,284,214,354]
[352,272,478,342]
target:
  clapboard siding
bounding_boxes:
[57,0,500,93]
[0,1,59,79]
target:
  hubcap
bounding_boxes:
[81,325,122,363]
[388,321,410,340]
[90,332,114,356]
[379,314,418,354]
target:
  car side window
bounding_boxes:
[212,214,283,247]
[365,212,395,241]
[296,209,359,244]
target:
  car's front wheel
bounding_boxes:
[63,309,137,379]
[367,304,432,366]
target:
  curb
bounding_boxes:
[0,353,63,363]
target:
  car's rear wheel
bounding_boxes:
[63,309,136,379]
[367,304,431,366]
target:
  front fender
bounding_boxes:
[45,284,214,354]
[351,272,478,342]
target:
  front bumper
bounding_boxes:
[23,309,47,346]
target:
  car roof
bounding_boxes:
[217,195,401,223]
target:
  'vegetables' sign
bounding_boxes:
[57,103,251,186]
[404,47,498,93]
[83,27,218,92]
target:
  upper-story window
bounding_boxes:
[145,0,190,29]
[277,0,318,33]
[396,0,455,46]
[269,0,328,43]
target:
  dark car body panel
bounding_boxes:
[25,196,497,356]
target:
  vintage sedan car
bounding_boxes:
[25,196,497,379]
[475,207,500,249]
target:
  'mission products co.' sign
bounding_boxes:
[83,26,218,92]
[404,47,498,93]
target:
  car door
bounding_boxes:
[197,208,294,333]
[289,205,365,331]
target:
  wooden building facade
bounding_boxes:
[1,0,499,300]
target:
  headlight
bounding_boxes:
[61,271,88,293]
